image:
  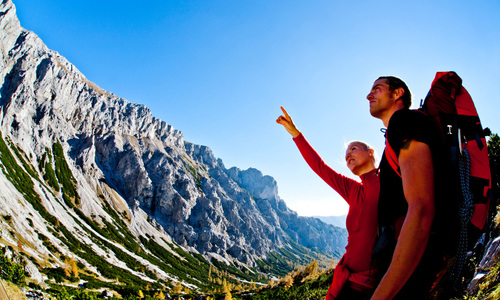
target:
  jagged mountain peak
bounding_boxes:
[0,0,347,293]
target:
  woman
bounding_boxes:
[276,106,380,300]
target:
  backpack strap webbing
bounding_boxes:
[384,137,401,177]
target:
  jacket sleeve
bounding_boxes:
[293,133,360,204]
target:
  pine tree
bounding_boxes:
[70,255,79,278]
[223,278,232,300]
[267,279,276,288]
[302,260,320,282]
[172,281,183,294]
[63,257,71,277]
[280,273,294,290]
[154,290,166,300]
[17,240,24,253]
[329,259,337,270]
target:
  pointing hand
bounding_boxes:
[276,106,301,138]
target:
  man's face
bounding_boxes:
[366,78,397,119]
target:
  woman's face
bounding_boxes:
[345,142,374,176]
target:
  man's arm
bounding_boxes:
[371,140,435,299]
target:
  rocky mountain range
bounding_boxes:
[0,0,346,291]
[315,215,347,229]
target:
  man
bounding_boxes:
[367,76,448,299]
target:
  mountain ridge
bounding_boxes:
[314,215,347,229]
[0,0,346,294]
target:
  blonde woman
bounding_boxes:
[277,106,379,300]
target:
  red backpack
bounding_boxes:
[421,71,491,233]
[384,71,492,290]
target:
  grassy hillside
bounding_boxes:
[3,132,497,299]
[0,129,339,299]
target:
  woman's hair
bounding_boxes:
[345,140,377,165]
[346,140,372,151]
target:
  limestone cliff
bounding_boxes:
[0,0,346,288]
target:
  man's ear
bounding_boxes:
[393,87,405,100]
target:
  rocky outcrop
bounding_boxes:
[467,235,500,294]
[0,0,346,274]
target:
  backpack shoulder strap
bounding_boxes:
[383,109,429,178]
[384,136,401,177]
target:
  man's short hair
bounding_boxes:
[378,76,412,108]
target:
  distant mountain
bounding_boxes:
[315,215,347,229]
[0,0,346,295]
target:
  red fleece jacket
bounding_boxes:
[293,134,380,298]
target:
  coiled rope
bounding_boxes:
[450,148,474,289]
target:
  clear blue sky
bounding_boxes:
[14,0,500,217]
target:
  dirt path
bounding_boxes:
[0,280,9,300]
[0,280,27,300]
